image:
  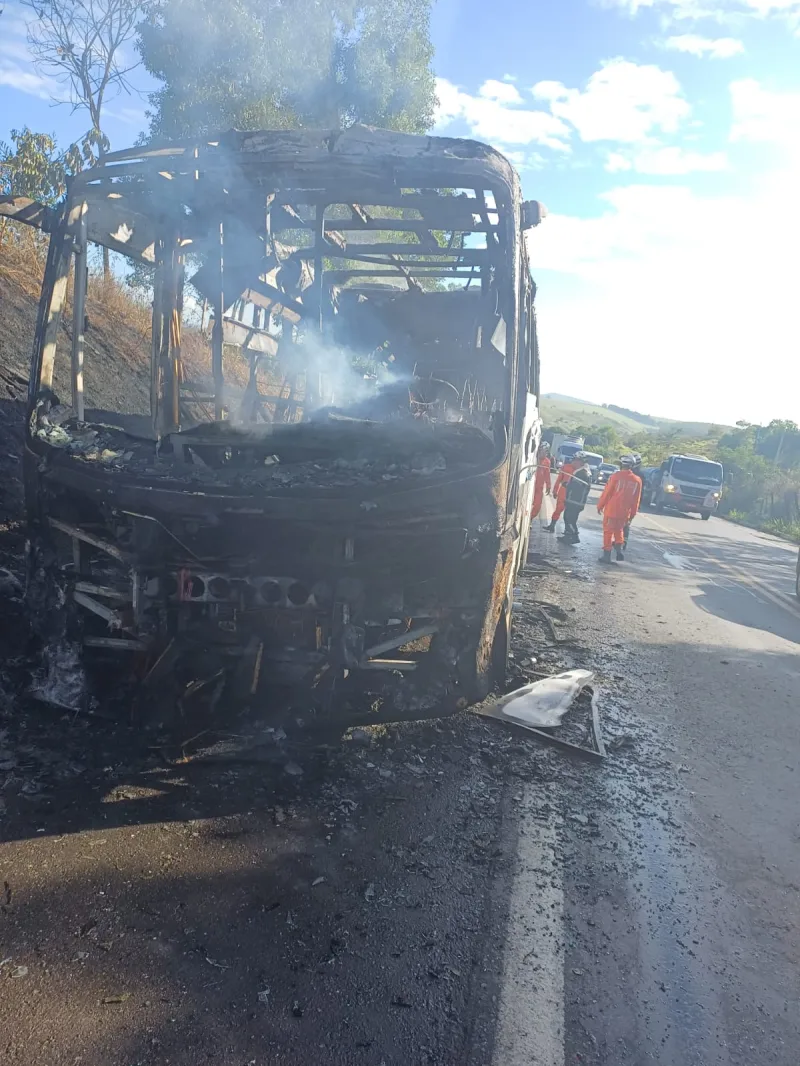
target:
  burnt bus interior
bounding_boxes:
[22,126,544,721]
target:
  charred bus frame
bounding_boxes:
[16,126,546,721]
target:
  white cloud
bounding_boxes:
[502,148,548,171]
[730,78,800,149]
[532,59,689,144]
[600,0,720,15]
[605,145,728,172]
[479,79,523,105]
[434,77,571,150]
[664,34,745,57]
[0,6,52,100]
[0,7,29,38]
[0,58,51,101]
[527,161,800,424]
[602,0,800,24]
[727,0,800,11]
[105,104,148,127]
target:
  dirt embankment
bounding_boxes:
[0,230,176,661]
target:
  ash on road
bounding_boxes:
[1,495,799,1065]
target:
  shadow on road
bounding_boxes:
[0,702,512,1066]
[690,580,800,645]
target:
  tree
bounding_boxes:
[0,127,107,257]
[21,0,148,277]
[0,126,111,202]
[137,0,436,141]
[0,129,71,204]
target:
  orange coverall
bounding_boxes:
[552,459,580,523]
[597,469,642,550]
[531,455,552,517]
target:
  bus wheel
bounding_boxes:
[701,511,711,521]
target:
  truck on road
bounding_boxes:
[550,434,584,469]
[582,451,604,482]
[645,454,724,520]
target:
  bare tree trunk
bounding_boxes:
[97,138,111,283]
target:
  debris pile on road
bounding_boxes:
[490,669,595,729]
[475,670,606,761]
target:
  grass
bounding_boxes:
[760,518,800,543]
[0,226,293,414]
[540,394,733,438]
[721,509,800,544]
[540,396,650,434]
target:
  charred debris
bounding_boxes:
[9,126,546,724]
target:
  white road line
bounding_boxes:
[643,536,756,593]
[644,514,800,621]
[494,793,564,1066]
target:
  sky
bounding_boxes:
[2,0,800,425]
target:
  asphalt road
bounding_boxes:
[533,497,800,1066]
[1,500,798,1065]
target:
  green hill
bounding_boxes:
[541,396,653,434]
[541,395,731,438]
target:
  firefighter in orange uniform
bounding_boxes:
[545,454,580,533]
[596,454,642,563]
[530,442,552,519]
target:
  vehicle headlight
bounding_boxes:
[711,491,721,499]
[664,483,677,493]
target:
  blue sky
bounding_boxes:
[2,0,800,425]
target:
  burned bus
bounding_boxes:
[17,126,546,722]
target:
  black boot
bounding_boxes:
[599,550,613,564]
[544,520,556,533]
[615,546,625,561]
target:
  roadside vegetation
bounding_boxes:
[546,419,800,544]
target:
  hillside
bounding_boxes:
[540,396,648,434]
[0,232,170,534]
[541,394,732,438]
[0,231,256,441]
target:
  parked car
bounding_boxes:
[595,463,619,486]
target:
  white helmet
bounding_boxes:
[619,454,635,468]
